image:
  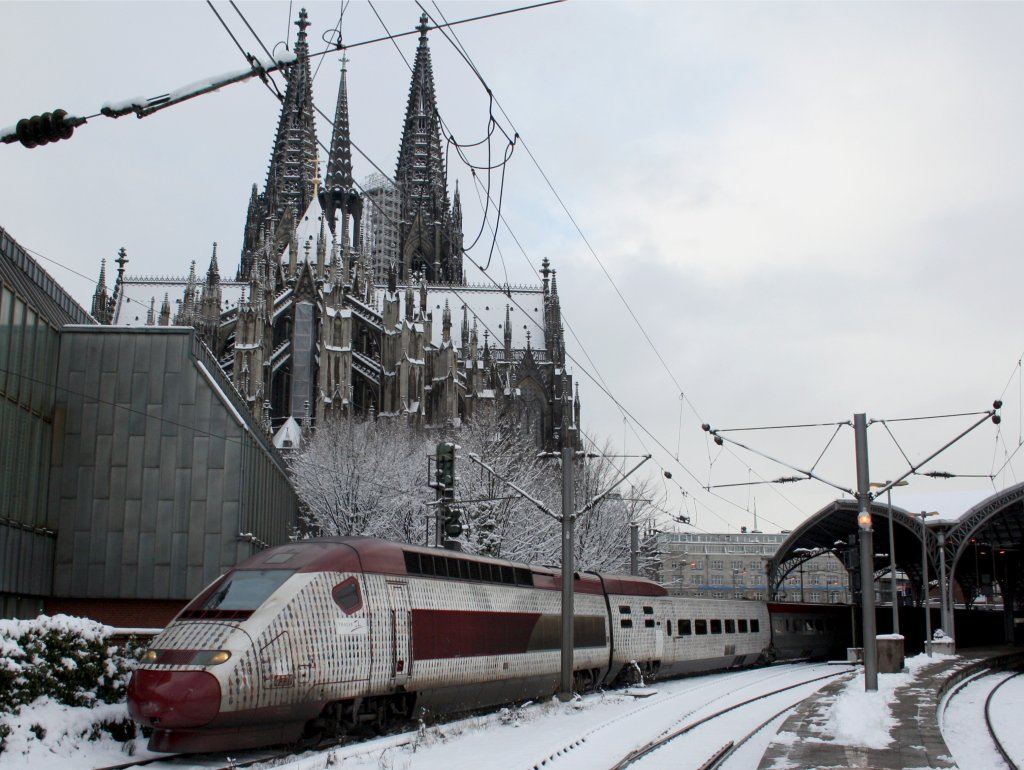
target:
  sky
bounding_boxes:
[3,1,1024,535]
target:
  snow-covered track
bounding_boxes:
[940,656,1024,770]
[93,747,297,770]
[519,663,834,770]
[606,668,853,770]
[985,671,1024,770]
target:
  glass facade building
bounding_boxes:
[0,227,93,617]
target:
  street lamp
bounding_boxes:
[917,511,939,656]
[870,480,909,635]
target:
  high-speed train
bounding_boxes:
[127,537,847,753]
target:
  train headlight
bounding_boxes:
[140,649,232,666]
[192,650,232,666]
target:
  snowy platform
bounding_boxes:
[758,646,1024,770]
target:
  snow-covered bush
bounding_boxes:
[0,614,142,714]
[0,615,145,758]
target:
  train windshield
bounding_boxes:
[201,570,296,611]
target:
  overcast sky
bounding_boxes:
[3,1,1024,534]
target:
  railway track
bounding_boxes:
[94,747,300,770]
[515,663,835,770]
[607,667,853,770]
[984,671,1023,770]
[942,663,1024,770]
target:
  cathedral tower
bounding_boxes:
[395,15,464,284]
[238,8,320,281]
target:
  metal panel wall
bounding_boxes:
[50,327,298,601]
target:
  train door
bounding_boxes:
[654,611,665,659]
[259,630,297,690]
[387,581,412,686]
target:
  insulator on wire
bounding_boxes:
[6,109,80,148]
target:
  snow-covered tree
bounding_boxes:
[288,413,665,576]
[288,416,435,544]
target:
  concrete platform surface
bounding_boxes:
[758,647,1024,770]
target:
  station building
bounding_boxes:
[656,530,851,604]
[0,226,299,626]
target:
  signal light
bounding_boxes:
[12,109,78,148]
[445,507,464,538]
[857,512,872,529]
[435,441,455,491]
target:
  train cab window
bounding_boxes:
[667,620,673,636]
[332,577,362,614]
[619,605,631,614]
[200,569,295,611]
[694,619,708,635]
[710,619,722,634]
[621,619,633,629]
[738,619,748,633]
[679,619,692,635]
[724,619,736,634]
[750,619,760,633]
[643,606,654,614]
[501,566,514,583]
[468,561,481,581]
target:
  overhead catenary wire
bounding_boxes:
[205,1,284,102]
[402,12,821,530]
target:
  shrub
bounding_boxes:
[0,614,143,715]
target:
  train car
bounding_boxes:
[767,601,852,661]
[128,537,781,753]
[129,538,618,752]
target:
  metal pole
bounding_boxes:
[921,513,932,656]
[938,530,949,636]
[854,413,878,691]
[887,489,900,635]
[630,523,639,576]
[558,410,576,702]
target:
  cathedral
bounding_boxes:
[91,9,578,451]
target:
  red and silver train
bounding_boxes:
[127,537,847,753]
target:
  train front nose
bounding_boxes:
[128,669,221,728]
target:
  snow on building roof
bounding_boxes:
[374,283,545,352]
[110,277,248,326]
[280,195,338,267]
[272,416,303,450]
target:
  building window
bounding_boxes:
[711,560,724,570]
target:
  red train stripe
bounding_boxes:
[412,609,541,659]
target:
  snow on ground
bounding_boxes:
[4,654,1018,770]
[942,670,1016,770]
[259,663,849,770]
[986,673,1024,769]
[0,698,162,769]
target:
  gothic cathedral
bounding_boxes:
[92,9,578,451]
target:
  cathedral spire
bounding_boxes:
[395,14,462,284]
[91,259,111,324]
[325,53,354,217]
[262,8,319,245]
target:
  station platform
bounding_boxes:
[758,646,1024,770]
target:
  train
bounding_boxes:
[127,537,848,753]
